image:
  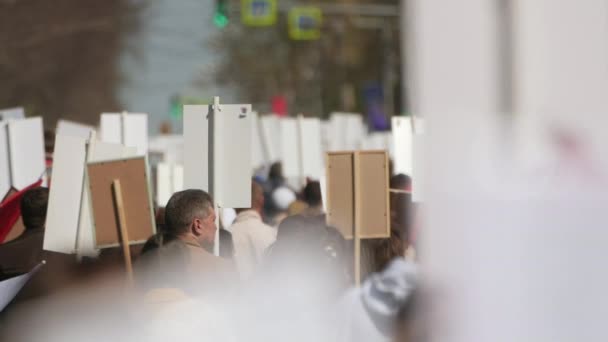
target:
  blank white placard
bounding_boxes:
[299,117,324,180]
[215,104,252,208]
[260,115,280,162]
[0,107,25,121]
[123,113,148,155]
[7,117,45,190]
[250,112,266,169]
[56,120,94,139]
[173,164,184,195]
[392,117,414,176]
[0,122,10,199]
[280,118,300,179]
[100,113,122,145]
[156,163,171,207]
[44,135,87,254]
[183,105,210,191]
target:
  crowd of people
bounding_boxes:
[0,162,420,341]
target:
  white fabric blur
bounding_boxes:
[230,210,277,280]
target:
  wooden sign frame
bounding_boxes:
[86,155,156,249]
[326,150,390,284]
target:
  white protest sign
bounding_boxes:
[100,112,148,155]
[0,122,10,199]
[279,118,300,179]
[43,135,88,254]
[328,112,365,151]
[156,163,184,207]
[392,116,414,176]
[148,135,184,165]
[250,112,266,169]
[56,120,94,139]
[0,107,25,121]
[7,117,45,190]
[299,117,324,180]
[100,114,121,144]
[260,115,280,162]
[0,261,44,312]
[183,105,209,192]
[214,103,253,208]
[183,100,252,208]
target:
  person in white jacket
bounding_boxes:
[335,257,418,342]
[230,181,277,280]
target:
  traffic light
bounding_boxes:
[214,0,229,28]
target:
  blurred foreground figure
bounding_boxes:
[136,189,235,298]
[230,181,276,280]
[335,258,418,342]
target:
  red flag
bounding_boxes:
[0,179,43,243]
[271,95,288,117]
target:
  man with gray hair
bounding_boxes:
[137,189,235,297]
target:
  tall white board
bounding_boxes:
[0,107,25,121]
[100,114,122,145]
[250,112,266,169]
[43,135,87,254]
[260,115,280,162]
[56,120,94,139]
[183,105,210,192]
[392,117,414,176]
[123,114,148,155]
[100,113,148,155]
[7,117,45,190]
[183,103,252,208]
[215,104,252,208]
[0,122,10,198]
[280,118,300,179]
[299,117,324,180]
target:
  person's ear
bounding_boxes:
[192,218,203,235]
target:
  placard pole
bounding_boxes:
[111,179,134,285]
[212,96,221,256]
[353,151,362,285]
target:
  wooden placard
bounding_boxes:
[87,156,156,248]
[356,150,390,239]
[325,151,355,239]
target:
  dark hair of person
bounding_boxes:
[20,187,49,230]
[302,181,322,207]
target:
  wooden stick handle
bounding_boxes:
[112,179,134,285]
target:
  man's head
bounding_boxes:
[20,187,49,230]
[390,173,412,191]
[302,181,322,207]
[164,189,216,246]
[236,181,265,214]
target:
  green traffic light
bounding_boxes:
[214,1,229,28]
[214,13,229,28]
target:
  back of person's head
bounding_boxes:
[20,187,49,230]
[164,189,213,236]
[302,181,322,207]
[390,173,412,191]
[268,162,284,181]
[236,180,265,214]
